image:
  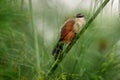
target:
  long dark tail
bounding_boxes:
[52,41,64,60]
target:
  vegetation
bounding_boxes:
[0,0,120,80]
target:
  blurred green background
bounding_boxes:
[0,0,120,80]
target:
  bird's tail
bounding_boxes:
[52,41,64,60]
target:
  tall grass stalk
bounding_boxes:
[21,0,24,10]
[47,0,110,76]
[93,0,99,13]
[118,0,120,18]
[88,0,94,16]
[29,0,40,76]
[110,0,114,15]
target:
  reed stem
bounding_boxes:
[29,0,40,75]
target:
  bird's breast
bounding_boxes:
[74,18,86,33]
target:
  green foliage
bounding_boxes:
[0,0,120,80]
[0,0,35,80]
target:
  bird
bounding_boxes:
[52,13,86,60]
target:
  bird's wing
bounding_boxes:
[60,19,75,40]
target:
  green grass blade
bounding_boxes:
[29,0,40,76]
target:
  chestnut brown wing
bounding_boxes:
[60,19,75,40]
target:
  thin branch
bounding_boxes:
[47,0,110,76]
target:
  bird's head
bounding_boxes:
[75,13,86,26]
[76,13,85,18]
